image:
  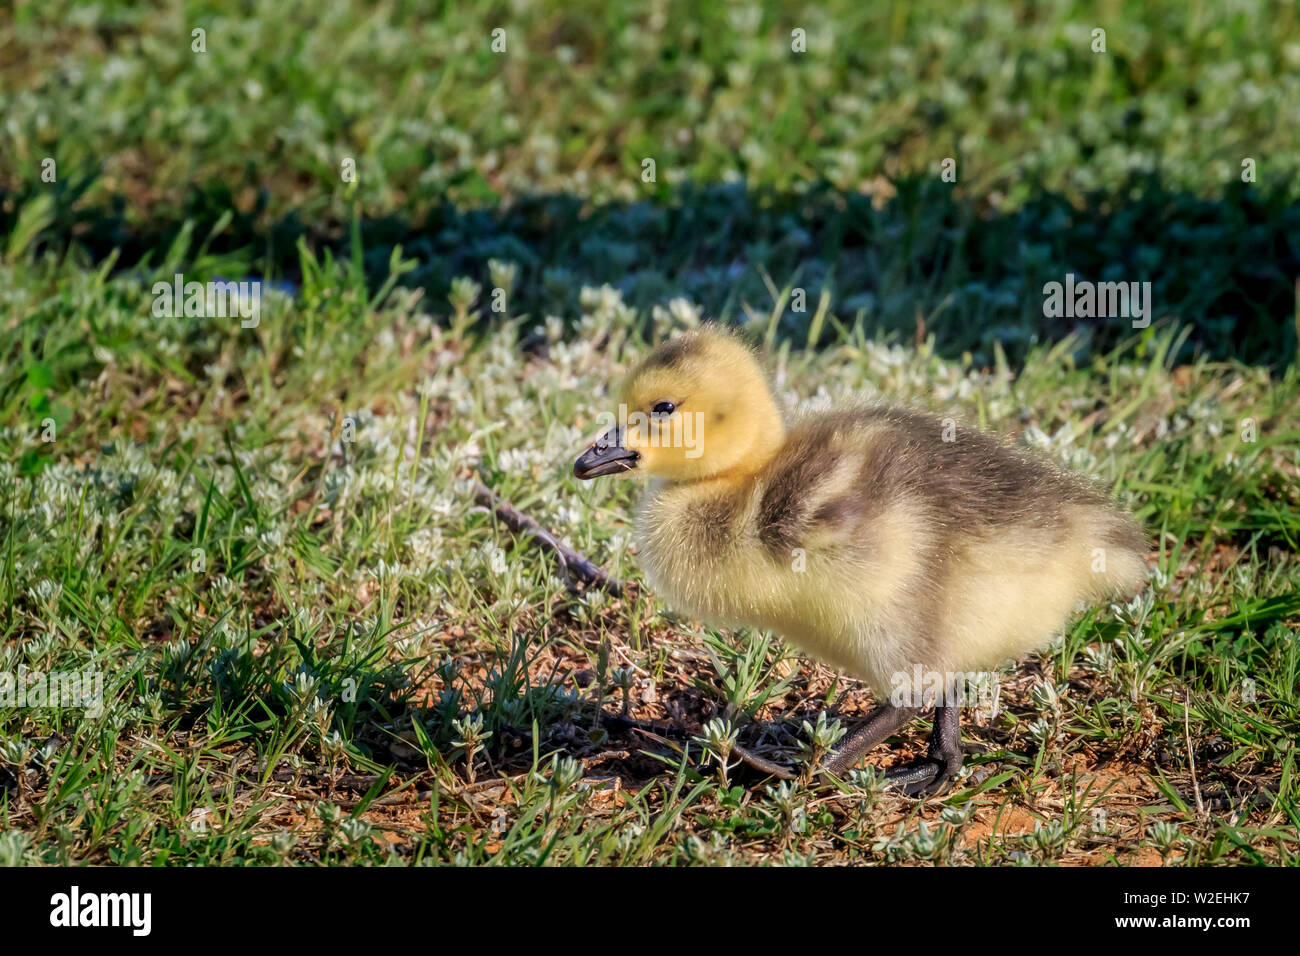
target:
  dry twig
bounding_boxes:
[472,478,624,595]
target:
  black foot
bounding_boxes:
[882,756,958,797]
[882,705,964,797]
[818,703,918,776]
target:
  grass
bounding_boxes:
[0,0,1298,866]
[3,1,1299,363]
[1,245,1297,864]
[7,0,1299,213]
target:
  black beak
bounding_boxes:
[574,428,640,479]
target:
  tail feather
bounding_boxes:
[1083,507,1149,598]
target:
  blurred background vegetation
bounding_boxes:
[2,0,1298,363]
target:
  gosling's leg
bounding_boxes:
[819,703,918,776]
[882,705,964,797]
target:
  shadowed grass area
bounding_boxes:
[5,177,1300,366]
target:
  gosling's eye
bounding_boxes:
[651,401,677,417]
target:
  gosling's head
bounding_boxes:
[574,326,785,484]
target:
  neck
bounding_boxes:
[731,394,786,478]
[658,415,786,495]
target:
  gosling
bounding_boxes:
[574,326,1147,795]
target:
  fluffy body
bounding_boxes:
[586,327,1147,697]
